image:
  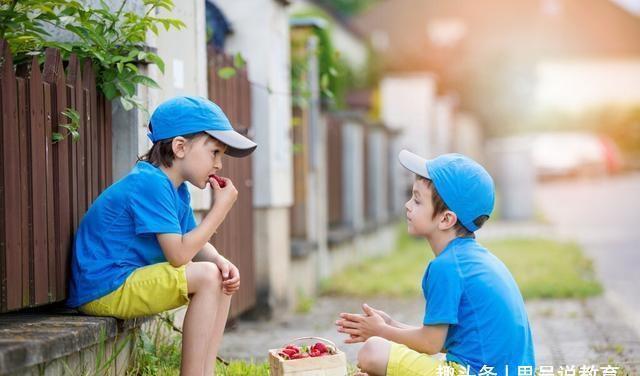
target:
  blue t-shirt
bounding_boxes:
[66,161,198,308]
[422,237,535,375]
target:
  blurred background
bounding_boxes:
[2,0,640,373]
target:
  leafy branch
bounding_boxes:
[0,0,185,139]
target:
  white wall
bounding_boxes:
[288,0,368,71]
[535,59,640,112]
[214,0,293,208]
[380,74,437,158]
[433,95,456,156]
[145,1,211,209]
[453,112,484,163]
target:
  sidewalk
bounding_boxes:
[215,219,640,373]
[218,295,640,373]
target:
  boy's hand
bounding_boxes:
[213,254,241,295]
[362,304,393,325]
[209,176,238,214]
[336,304,387,343]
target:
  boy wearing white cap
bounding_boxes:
[67,96,257,375]
[336,151,535,376]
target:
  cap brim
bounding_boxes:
[398,149,430,179]
[205,130,257,158]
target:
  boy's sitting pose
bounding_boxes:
[66,96,257,376]
[336,150,535,376]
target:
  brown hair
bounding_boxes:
[417,175,489,238]
[137,124,207,168]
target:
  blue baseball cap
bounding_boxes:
[148,95,257,158]
[398,150,495,232]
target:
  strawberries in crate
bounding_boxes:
[269,336,347,375]
[276,342,336,360]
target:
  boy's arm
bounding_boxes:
[193,241,221,263]
[339,307,448,354]
[157,204,230,267]
[157,177,238,267]
[380,324,448,355]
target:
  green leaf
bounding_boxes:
[320,73,330,91]
[120,97,134,111]
[233,52,246,69]
[102,83,118,100]
[52,132,64,143]
[61,109,80,123]
[145,52,165,73]
[131,75,160,89]
[116,81,136,97]
[217,67,236,80]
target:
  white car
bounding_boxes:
[531,132,612,179]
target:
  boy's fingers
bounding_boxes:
[339,320,361,329]
[344,336,365,344]
[340,313,365,322]
[223,275,240,284]
[219,263,230,279]
[338,327,361,336]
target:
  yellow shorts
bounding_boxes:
[80,262,190,319]
[387,343,468,376]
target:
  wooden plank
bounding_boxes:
[43,82,56,302]
[362,125,370,220]
[104,95,112,186]
[327,117,343,227]
[89,65,99,202]
[0,39,23,311]
[74,62,86,220]
[82,61,94,207]
[0,40,7,312]
[44,48,70,300]
[17,78,31,307]
[66,55,80,231]
[97,95,106,192]
[18,56,49,306]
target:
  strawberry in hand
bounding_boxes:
[209,174,227,188]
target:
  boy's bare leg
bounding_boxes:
[357,336,391,376]
[203,293,231,375]
[183,262,222,376]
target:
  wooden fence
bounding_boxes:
[326,115,344,228]
[206,49,256,318]
[0,40,112,312]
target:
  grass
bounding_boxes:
[320,226,603,300]
[127,328,271,375]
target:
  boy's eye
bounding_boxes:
[413,198,419,204]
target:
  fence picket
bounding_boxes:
[0,40,112,312]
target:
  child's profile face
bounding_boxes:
[405,179,439,237]
[179,135,227,189]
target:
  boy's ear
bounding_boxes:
[439,210,458,231]
[172,136,187,158]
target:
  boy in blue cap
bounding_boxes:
[336,150,535,376]
[67,95,257,376]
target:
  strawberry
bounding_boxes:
[282,348,298,358]
[312,342,328,354]
[290,352,309,360]
[209,174,226,188]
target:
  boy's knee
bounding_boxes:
[188,262,222,292]
[358,336,388,373]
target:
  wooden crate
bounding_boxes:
[268,350,347,376]
[268,337,348,376]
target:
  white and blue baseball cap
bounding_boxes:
[398,150,495,232]
[148,95,257,158]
